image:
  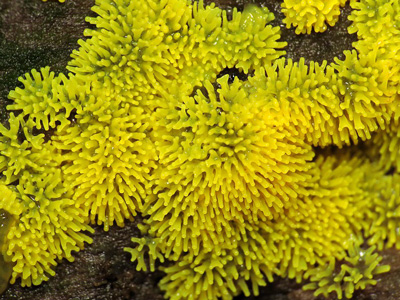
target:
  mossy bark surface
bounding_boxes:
[0,1,398,300]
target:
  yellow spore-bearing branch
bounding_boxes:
[282,0,349,34]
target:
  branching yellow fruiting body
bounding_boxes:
[0,113,93,286]
[304,238,390,299]
[282,0,348,34]
[51,79,157,231]
[1,0,399,298]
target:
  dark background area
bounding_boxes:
[0,0,399,299]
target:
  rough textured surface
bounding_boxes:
[0,220,165,300]
[0,0,95,125]
[0,0,397,300]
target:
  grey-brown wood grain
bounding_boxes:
[0,210,13,295]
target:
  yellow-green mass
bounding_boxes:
[0,0,399,299]
[51,77,157,231]
[303,238,390,299]
[0,112,93,286]
[282,0,349,34]
[68,0,286,92]
[145,75,315,258]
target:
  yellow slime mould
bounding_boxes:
[0,113,93,286]
[51,78,157,231]
[303,237,390,299]
[143,75,315,259]
[1,0,400,299]
[68,0,287,91]
[8,67,76,132]
[282,0,349,34]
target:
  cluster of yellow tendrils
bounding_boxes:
[282,0,349,34]
[303,237,390,299]
[0,0,399,299]
[0,112,93,286]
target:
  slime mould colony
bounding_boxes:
[0,0,399,299]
